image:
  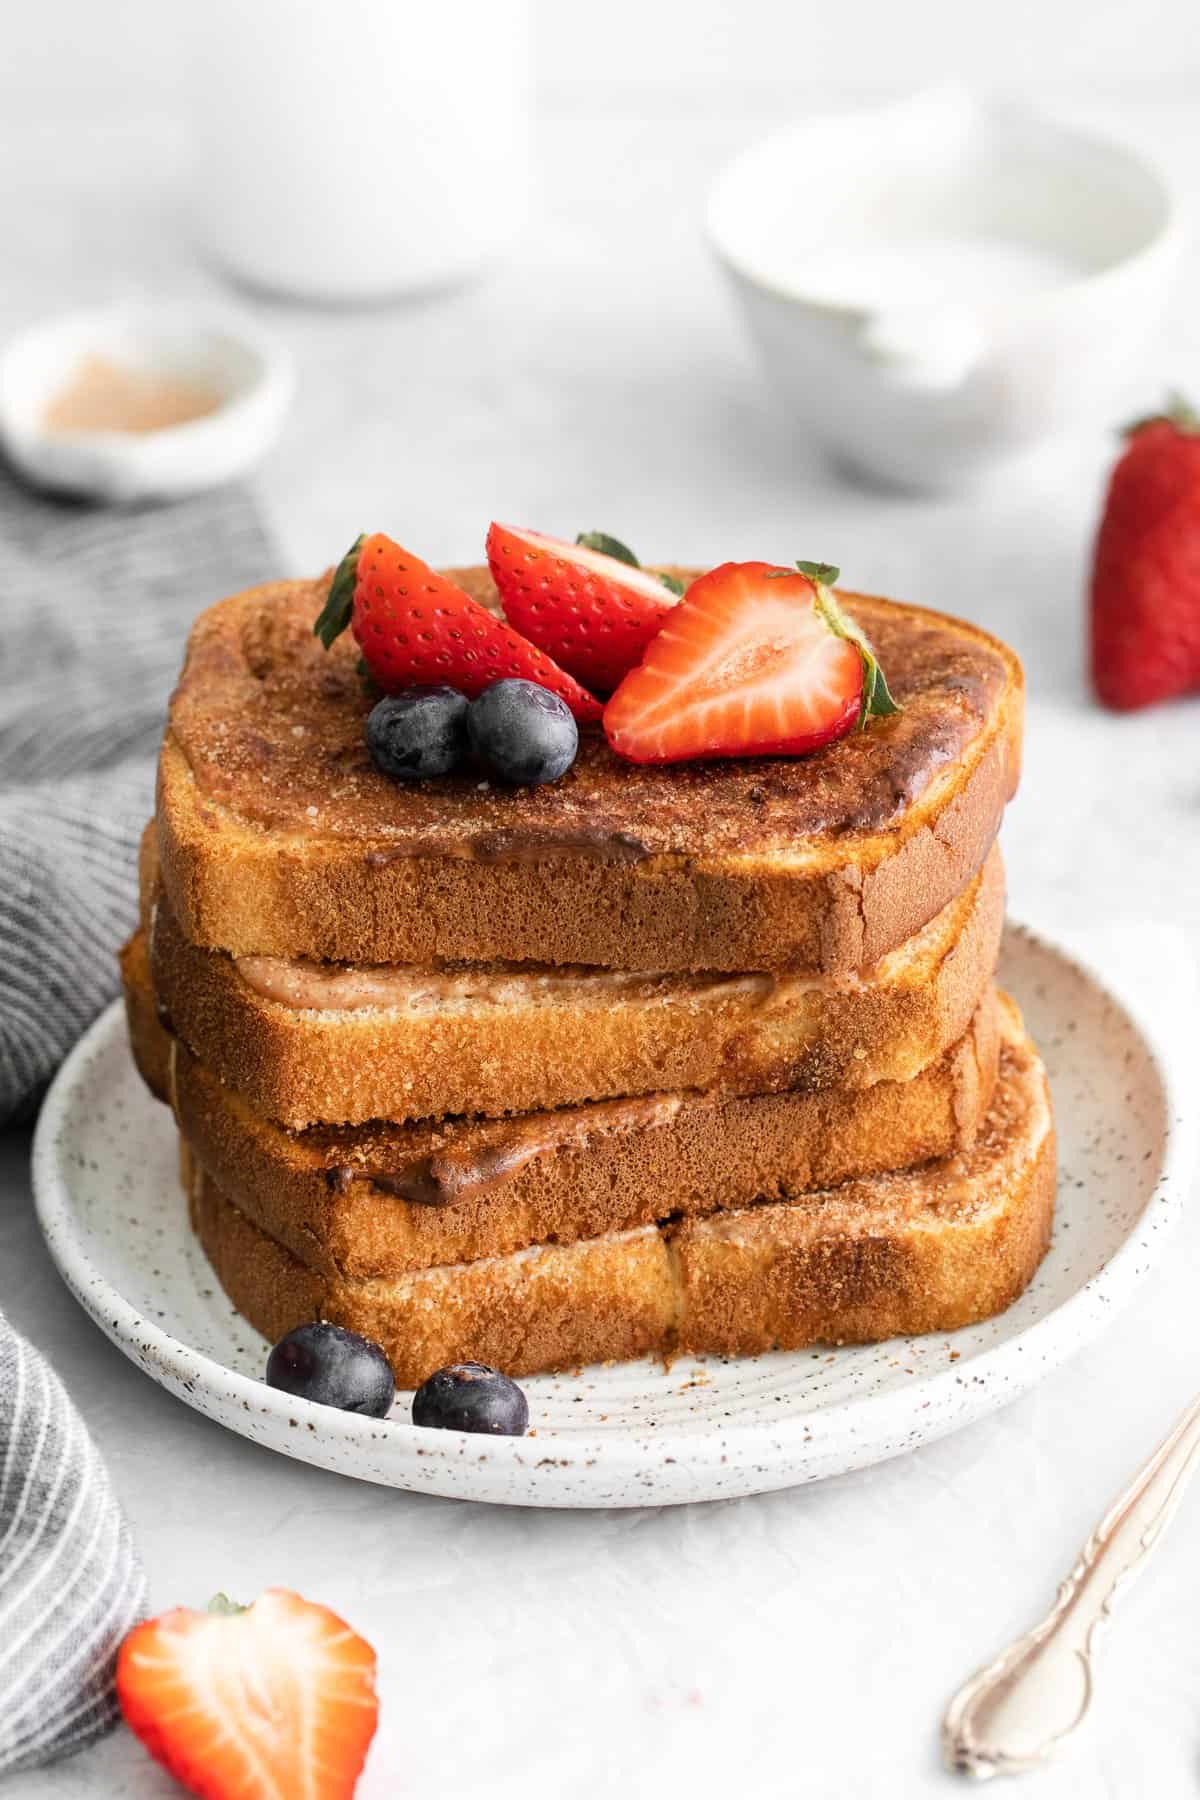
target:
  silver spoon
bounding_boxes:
[942,1392,1200,1778]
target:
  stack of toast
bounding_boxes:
[121,565,1054,1388]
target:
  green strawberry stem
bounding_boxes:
[314,534,364,648]
[754,561,900,725]
[812,580,900,728]
[794,558,841,585]
[576,530,684,597]
[576,530,638,566]
[207,1594,248,1616]
[1122,392,1200,439]
[760,561,899,724]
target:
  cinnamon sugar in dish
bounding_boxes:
[43,354,222,436]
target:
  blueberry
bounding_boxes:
[467,679,578,785]
[365,686,468,781]
[411,1362,529,1435]
[266,1322,395,1417]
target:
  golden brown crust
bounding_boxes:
[155,570,1023,972]
[125,927,1000,1276]
[181,997,1054,1386]
[119,932,169,1100]
[674,1015,1056,1351]
[146,845,1004,1127]
[184,1148,678,1386]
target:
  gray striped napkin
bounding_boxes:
[0,467,274,1123]
[0,1318,147,1773]
[0,467,275,1767]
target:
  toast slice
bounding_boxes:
[156,567,1023,973]
[121,932,1000,1278]
[182,995,1054,1386]
[146,836,1004,1128]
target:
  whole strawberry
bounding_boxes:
[315,532,602,722]
[1091,396,1200,710]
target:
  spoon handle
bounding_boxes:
[942,1393,1200,1779]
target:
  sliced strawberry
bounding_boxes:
[603,560,897,765]
[315,532,602,722]
[117,1589,378,1800]
[486,522,683,694]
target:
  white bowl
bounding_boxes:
[0,306,294,502]
[706,87,1184,489]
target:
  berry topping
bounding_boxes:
[486,521,684,694]
[315,532,602,722]
[412,1362,529,1435]
[1090,393,1200,710]
[117,1588,378,1799]
[603,560,898,765]
[365,684,468,780]
[467,678,579,785]
[266,1322,395,1418]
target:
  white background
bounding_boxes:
[3,0,1200,109]
[3,4,1200,1798]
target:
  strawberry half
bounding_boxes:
[117,1589,378,1800]
[315,532,602,722]
[603,560,898,765]
[486,523,683,694]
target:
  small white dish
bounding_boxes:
[707,86,1184,488]
[0,306,293,502]
[31,922,1193,1508]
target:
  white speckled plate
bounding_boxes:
[32,922,1193,1508]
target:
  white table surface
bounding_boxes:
[3,92,1200,1799]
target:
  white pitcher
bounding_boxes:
[186,0,531,301]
